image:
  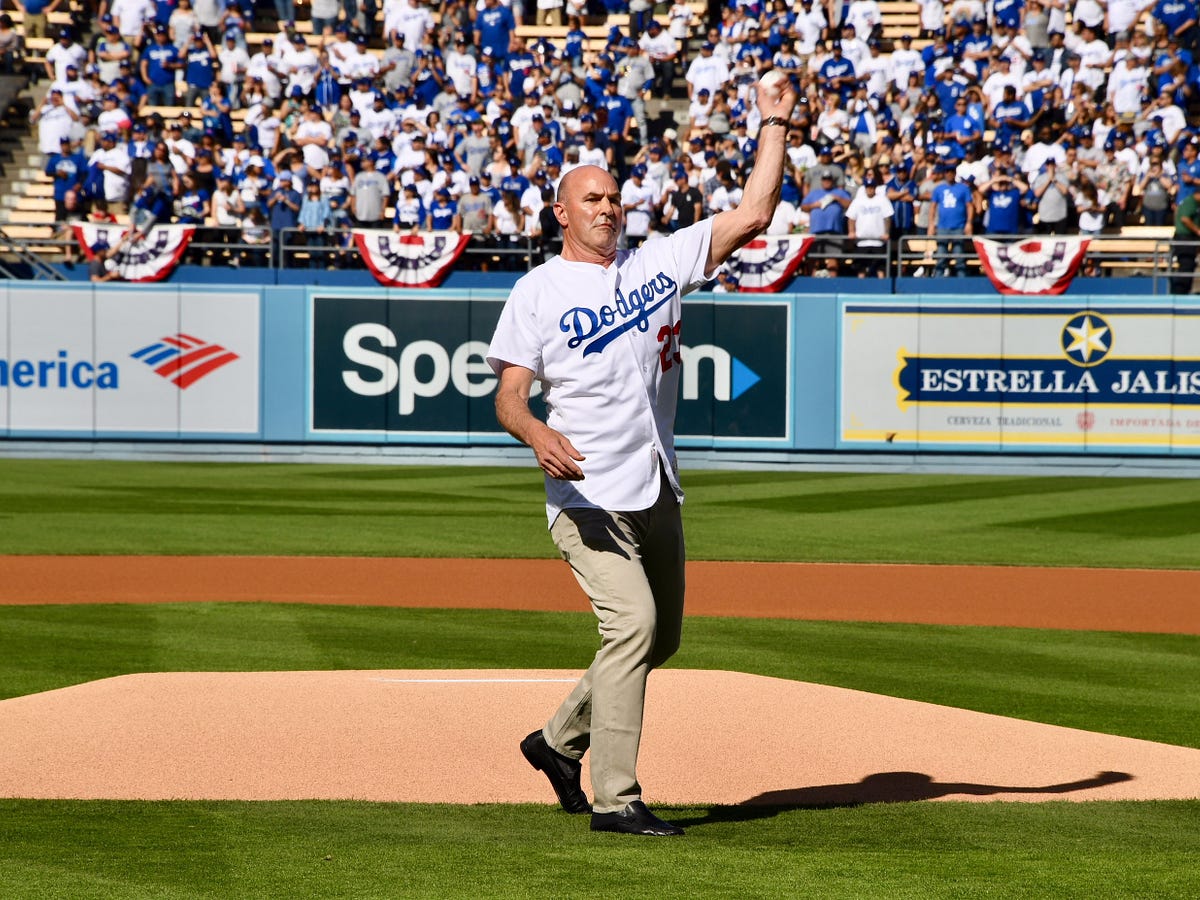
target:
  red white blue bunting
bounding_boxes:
[353,230,472,288]
[73,224,194,283]
[973,237,1091,296]
[724,235,814,292]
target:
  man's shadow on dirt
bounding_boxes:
[672,770,1134,826]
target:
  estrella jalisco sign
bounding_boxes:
[840,301,1200,450]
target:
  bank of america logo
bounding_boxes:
[131,333,239,388]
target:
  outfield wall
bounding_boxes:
[2,283,1198,456]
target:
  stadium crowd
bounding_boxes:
[23,0,1200,281]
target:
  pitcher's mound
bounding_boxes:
[0,669,1196,804]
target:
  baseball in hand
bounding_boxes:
[758,69,788,100]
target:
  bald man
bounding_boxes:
[487,80,797,837]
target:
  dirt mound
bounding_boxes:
[1,669,1195,804]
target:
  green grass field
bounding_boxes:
[2,459,1199,567]
[1,459,1199,898]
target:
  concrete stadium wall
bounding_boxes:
[1,283,1198,457]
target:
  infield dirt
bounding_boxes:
[2,555,1198,806]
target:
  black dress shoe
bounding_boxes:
[590,801,684,836]
[520,730,592,814]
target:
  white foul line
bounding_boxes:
[372,677,578,684]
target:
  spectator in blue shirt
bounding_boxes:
[736,26,772,68]
[267,171,302,265]
[564,17,587,63]
[412,50,445,105]
[1177,138,1200,202]
[886,163,917,247]
[140,25,182,106]
[46,136,86,222]
[928,163,974,277]
[46,135,86,261]
[978,166,1027,234]
[819,42,858,101]
[1153,0,1199,52]
[801,171,852,258]
[600,77,635,171]
[428,189,460,230]
[989,85,1029,146]
[298,179,333,268]
[475,0,516,59]
[941,95,981,160]
[922,33,952,87]
[505,38,536,102]
[183,33,216,107]
[176,172,210,225]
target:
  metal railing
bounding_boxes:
[1,222,1194,292]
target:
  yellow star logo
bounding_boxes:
[1064,315,1109,363]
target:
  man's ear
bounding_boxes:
[552,202,568,228]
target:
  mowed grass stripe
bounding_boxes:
[2,605,1198,749]
[0,800,1197,899]
[0,460,1198,566]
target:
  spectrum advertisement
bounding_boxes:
[308,294,791,442]
[0,286,260,436]
[839,301,1200,451]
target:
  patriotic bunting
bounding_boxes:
[73,224,194,282]
[724,234,814,292]
[972,237,1091,296]
[353,230,472,288]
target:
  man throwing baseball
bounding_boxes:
[487,76,797,837]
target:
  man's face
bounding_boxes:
[554,167,623,259]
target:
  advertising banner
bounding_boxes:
[1,287,260,435]
[840,300,1200,451]
[309,294,790,443]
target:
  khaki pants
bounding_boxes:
[543,471,685,813]
[23,13,47,39]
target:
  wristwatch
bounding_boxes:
[761,115,789,128]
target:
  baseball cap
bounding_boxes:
[469,175,480,186]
